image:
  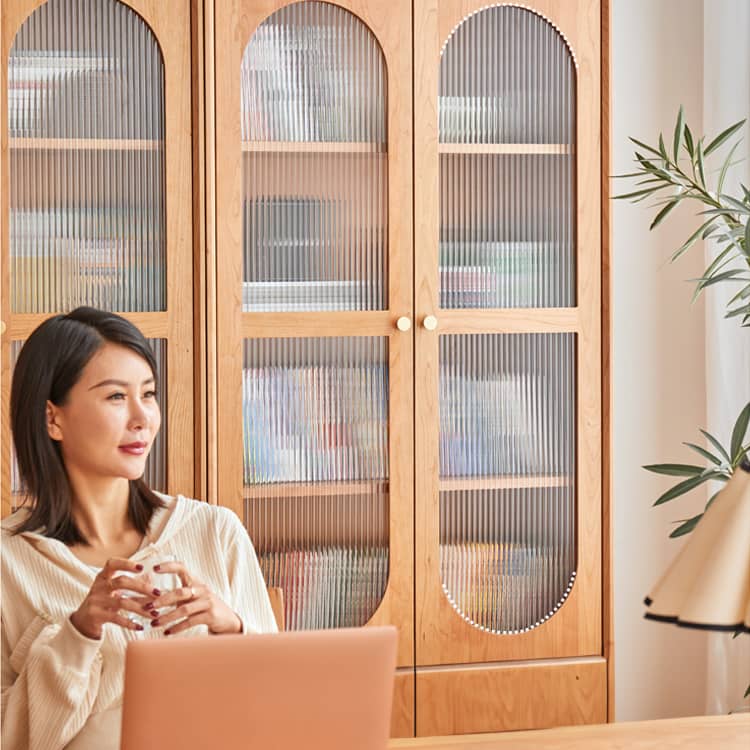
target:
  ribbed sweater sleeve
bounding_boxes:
[218,508,278,635]
[1,614,103,750]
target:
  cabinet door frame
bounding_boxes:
[213,0,414,667]
[414,0,603,666]
[1,0,195,515]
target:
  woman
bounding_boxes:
[1,307,277,750]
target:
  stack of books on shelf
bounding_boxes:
[241,21,385,143]
[242,364,388,484]
[439,372,543,476]
[438,93,571,144]
[242,280,379,311]
[243,196,384,311]
[10,208,165,313]
[439,240,569,308]
[440,541,574,632]
[8,49,131,139]
[258,546,388,629]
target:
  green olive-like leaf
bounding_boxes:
[703,119,747,156]
[683,124,694,158]
[650,199,679,230]
[642,463,705,476]
[730,402,750,462]
[698,429,731,463]
[673,106,685,163]
[683,441,722,464]
[669,513,703,538]
[653,473,720,506]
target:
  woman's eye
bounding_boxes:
[143,390,158,399]
[107,392,126,401]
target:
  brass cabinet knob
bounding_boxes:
[396,316,411,332]
[422,315,438,331]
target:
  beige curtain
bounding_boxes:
[702,0,750,715]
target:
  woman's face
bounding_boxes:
[46,342,161,484]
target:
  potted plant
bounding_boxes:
[616,107,750,697]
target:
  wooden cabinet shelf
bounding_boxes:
[439,475,570,492]
[438,143,571,155]
[10,138,164,151]
[242,141,385,154]
[6,311,169,340]
[243,479,389,500]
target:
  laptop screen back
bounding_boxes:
[120,626,397,750]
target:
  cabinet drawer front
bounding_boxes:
[416,658,607,736]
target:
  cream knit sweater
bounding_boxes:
[1,494,277,750]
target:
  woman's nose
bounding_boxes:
[128,400,149,430]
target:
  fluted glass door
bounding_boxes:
[438,6,577,633]
[216,0,412,655]
[415,0,602,667]
[2,0,195,516]
[8,0,166,313]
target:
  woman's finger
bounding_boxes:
[117,595,156,616]
[149,585,203,612]
[110,575,160,598]
[110,612,145,632]
[161,612,212,637]
[100,558,145,579]
[151,560,197,588]
[151,598,209,630]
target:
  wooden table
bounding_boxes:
[388,714,750,749]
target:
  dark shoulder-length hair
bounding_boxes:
[10,306,165,544]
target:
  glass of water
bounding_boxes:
[123,552,180,634]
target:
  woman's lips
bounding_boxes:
[119,442,147,455]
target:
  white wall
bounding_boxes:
[612,0,709,721]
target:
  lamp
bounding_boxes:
[644,457,750,634]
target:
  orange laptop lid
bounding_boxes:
[120,625,397,750]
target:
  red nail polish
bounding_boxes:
[134,564,144,572]
[135,624,144,631]
[151,619,159,627]
[164,629,171,636]
[152,588,161,596]
[153,564,161,572]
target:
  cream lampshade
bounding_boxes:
[644,457,750,633]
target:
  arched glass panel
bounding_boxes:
[8,0,166,312]
[241,1,387,312]
[439,5,575,309]
[437,6,577,633]
[439,332,577,633]
[243,336,389,629]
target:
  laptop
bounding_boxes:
[120,625,398,750]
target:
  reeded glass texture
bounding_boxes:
[243,336,389,629]
[439,333,577,632]
[8,0,166,313]
[439,6,575,309]
[241,2,387,311]
[9,337,167,502]
[143,338,167,492]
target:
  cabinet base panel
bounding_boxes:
[416,658,607,736]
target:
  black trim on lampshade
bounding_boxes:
[643,596,653,606]
[644,612,750,634]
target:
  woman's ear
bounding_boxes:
[46,400,63,441]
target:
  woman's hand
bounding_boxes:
[70,558,156,640]
[147,560,242,636]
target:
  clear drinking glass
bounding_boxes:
[123,552,180,634]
